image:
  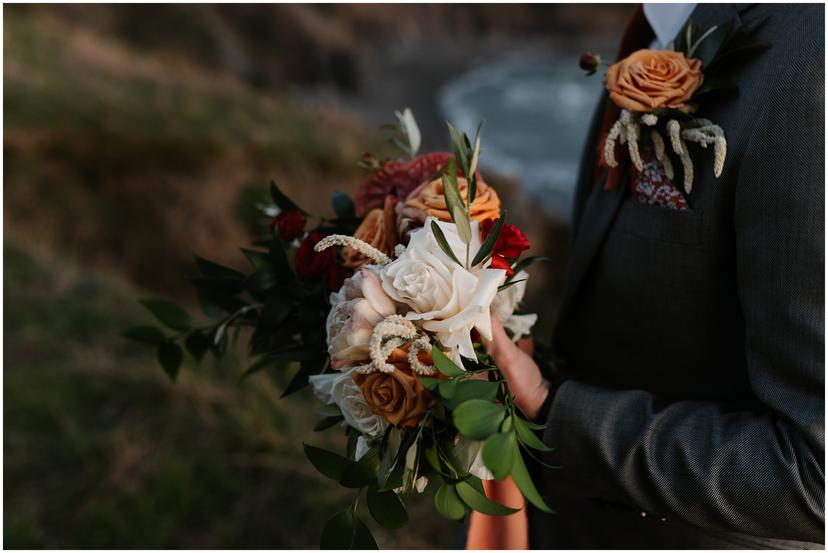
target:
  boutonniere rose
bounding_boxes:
[605,49,703,113]
[581,18,769,194]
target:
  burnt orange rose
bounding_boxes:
[342,198,397,269]
[397,176,501,238]
[605,49,703,113]
[353,366,435,428]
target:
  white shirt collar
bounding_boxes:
[643,3,697,49]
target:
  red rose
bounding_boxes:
[270,209,306,241]
[295,232,335,281]
[354,152,453,216]
[488,254,513,275]
[481,219,530,259]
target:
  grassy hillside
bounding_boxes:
[4,245,457,548]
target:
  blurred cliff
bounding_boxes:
[4,4,631,548]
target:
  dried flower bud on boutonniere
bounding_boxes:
[581,17,770,194]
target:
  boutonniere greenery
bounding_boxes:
[580,17,770,193]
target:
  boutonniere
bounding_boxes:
[581,17,769,193]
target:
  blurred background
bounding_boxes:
[4,4,631,548]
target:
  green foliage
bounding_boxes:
[429,221,462,266]
[472,213,505,267]
[430,346,464,377]
[482,431,517,481]
[452,400,506,440]
[513,416,553,452]
[320,510,377,549]
[367,487,409,529]
[510,451,553,513]
[157,342,183,380]
[304,444,354,481]
[140,299,192,332]
[434,484,467,521]
[439,380,500,411]
[455,481,519,516]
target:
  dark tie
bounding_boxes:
[594,5,655,190]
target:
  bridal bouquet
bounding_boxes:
[125,109,551,548]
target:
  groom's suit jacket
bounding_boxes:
[533,4,824,549]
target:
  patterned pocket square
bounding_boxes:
[632,147,688,211]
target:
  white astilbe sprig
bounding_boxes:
[360,314,420,374]
[314,235,391,266]
[603,111,728,195]
[650,129,675,180]
[407,336,435,375]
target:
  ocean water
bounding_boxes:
[438,49,604,219]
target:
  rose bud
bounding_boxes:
[579,52,602,76]
[270,209,306,241]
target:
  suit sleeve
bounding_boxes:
[542,13,825,543]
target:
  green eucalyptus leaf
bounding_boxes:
[431,346,464,377]
[455,481,520,516]
[352,514,379,549]
[498,279,527,293]
[514,416,553,452]
[435,484,468,521]
[447,122,469,176]
[184,331,211,362]
[440,380,500,410]
[430,221,462,266]
[320,510,356,549]
[194,255,245,280]
[417,376,441,390]
[509,255,549,278]
[437,379,458,399]
[367,487,409,529]
[340,452,376,488]
[452,400,506,440]
[314,415,345,432]
[140,299,192,332]
[482,431,517,481]
[270,179,305,214]
[122,325,166,345]
[157,342,183,381]
[692,20,734,67]
[304,443,353,481]
[241,248,271,271]
[511,451,553,513]
[471,213,505,267]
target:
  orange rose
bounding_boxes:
[604,49,703,113]
[352,366,435,428]
[342,200,397,269]
[397,176,501,238]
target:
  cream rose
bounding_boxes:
[380,217,506,361]
[326,267,397,369]
[491,270,537,341]
[308,368,387,437]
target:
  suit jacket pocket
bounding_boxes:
[613,198,703,246]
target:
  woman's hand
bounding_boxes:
[482,315,550,420]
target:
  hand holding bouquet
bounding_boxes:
[126,109,551,548]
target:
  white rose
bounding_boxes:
[308,368,387,437]
[380,217,506,361]
[326,267,397,369]
[491,270,537,341]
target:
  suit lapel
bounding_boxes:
[553,3,745,347]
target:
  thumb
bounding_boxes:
[483,314,513,360]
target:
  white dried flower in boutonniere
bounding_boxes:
[581,17,770,194]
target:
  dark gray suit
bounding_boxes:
[533,4,825,549]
